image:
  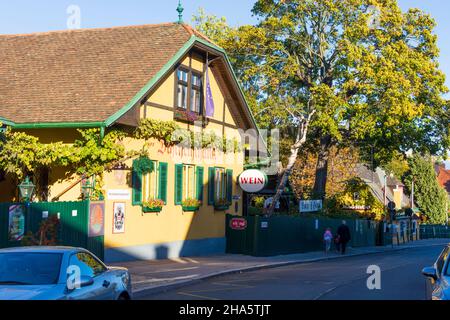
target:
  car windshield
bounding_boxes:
[0,252,63,285]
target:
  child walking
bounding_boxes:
[323,228,333,254]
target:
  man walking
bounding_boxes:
[337,220,351,255]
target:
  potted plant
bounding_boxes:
[142,199,165,213]
[214,199,230,211]
[182,198,201,212]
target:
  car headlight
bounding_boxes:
[122,273,130,287]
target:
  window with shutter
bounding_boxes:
[174,164,183,205]
[226,169,233,204]
[208,167,215,205]
[158,162,168,204]
[132,159,143,206]
[196,166,204,202]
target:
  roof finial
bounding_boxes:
[176,0,184,24]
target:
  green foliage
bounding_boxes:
[72,128,126,176]
[326,178,386,221]
[0,127,72,180]
[134,119,180,145]
[404,155,448,224]
[383,153,410,181]
[133,156,155,176]
[182,198,201,207]
[252,196,265,209]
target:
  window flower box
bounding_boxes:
[214,205,230,211]
[142,199,165,213]
[182,206,200,212]
[142,206,163,213]
[181,199,201,212]
[214,200,231,211]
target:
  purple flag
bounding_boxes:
[205,64,215,118]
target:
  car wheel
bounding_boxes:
[118,293,130,300]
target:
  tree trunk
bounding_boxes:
[313,135,332,199]
[266,146,300,216]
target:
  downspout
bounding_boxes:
[100,125,105,141]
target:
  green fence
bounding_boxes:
[226,214,379,257]
[420,224,450,239]
[0,201,104,260]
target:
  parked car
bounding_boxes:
[0,247,132,300]
[422,244,450,300]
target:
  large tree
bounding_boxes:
[404,155,448,224]
[194,1,448,215]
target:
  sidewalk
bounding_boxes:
[111,239,449,298]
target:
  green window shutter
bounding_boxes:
[174,164,183,205]
[208,167,215,205]
[158,162,168,204]
[226,169,233,204]
[196,166,204,202]
[132,159,143,206]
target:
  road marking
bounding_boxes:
[133,274,199,284]
[312,262,413,300]
[186,286,251,294]
[177,291,220,300]
[141,266,199,274]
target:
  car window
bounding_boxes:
[0,253,63,285]
[68,252,106,278]
[436,247,449,276]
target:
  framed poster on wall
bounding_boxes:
[88,201,105,238]
[113,202,126,234]
[8,205,25,241]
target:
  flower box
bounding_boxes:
[214,205,230,211]
[182,206,200,212]
[142,206,163,213]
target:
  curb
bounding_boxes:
[132,242,448,299]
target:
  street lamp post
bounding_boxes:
[18,176,35,203]
[81,175,95,200]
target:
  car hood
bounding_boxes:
[0,285,59,300]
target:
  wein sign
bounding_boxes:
[239,169,267,193]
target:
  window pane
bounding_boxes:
[178,84,187,109]
[178,69,188,82]
[142,161,158,201]
[183,165,196,200]
[215,168,226,202]
[0,253,62,285]
[192,74,201,86]
[190,89,201,113]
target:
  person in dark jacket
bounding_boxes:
[337,220,351,255]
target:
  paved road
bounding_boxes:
[141,245,444,300]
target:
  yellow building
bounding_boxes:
[0,23,260,262]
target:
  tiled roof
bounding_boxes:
[0,23,195,124]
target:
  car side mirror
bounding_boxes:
[79,275,94,288]
[65,275,94,293]
[422,267,437,280]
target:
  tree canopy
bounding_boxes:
[193,0,449,211]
